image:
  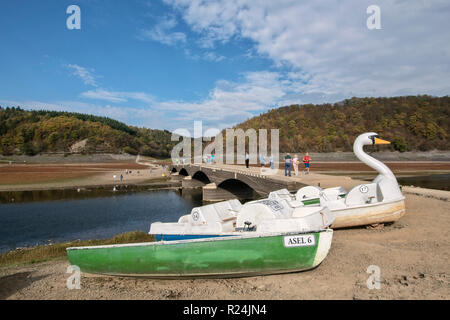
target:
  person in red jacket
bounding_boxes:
[303,152,311,174]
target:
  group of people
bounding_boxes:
[243,152,311,176]
[284,152,311,177]
[175,152,311,177]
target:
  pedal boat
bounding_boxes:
[295,132,406,228]
[66,229,333,278]
[149,194,335,241]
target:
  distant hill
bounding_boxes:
[2,95,448,158]
[0,107,175,158]
[234,95,449,152]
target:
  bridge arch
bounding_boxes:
[217,178,259,200]
[178,168,189,176]
[192,171,211,184]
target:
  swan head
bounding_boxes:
[355,132,391,148]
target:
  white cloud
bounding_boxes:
[75,71,288,130]
[65,64,99,87]
[203,51,225,62]
[80,89,154,104]
[80,89,127,103]
[137,15,186,46]
[165,0,450,98]
[154,71,287,126]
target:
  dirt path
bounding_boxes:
[0,191,448,300]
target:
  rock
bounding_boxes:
[367,223,384,230]
[257,285,267,291]
[69,139,88,153]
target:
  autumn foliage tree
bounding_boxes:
[0,107,175,158]
[234,95,449,152]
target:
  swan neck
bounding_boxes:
[354,144,394,178]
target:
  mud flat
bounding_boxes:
[0,162,172,192]
[0,153,139,164]
[0,177,448,300]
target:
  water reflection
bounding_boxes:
[397,174,450,191]
[0,188,203,253]
[0,186,174,204]
[327,173,449,191]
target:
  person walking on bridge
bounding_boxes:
[293,155,299,176]
[260,154,265,167]
[303,152,311,174]
[284,153,292,177]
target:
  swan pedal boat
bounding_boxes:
[295,132,406,228]
[66,229,333,278]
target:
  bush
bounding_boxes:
[391,136,408,152]
[123,146,138,155]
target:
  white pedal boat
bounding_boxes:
[295,132,406,228]
[149,194,335,241]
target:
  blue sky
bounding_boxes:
[1,0,449,132]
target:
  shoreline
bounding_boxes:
[0,180,180,193]
[0,161,174,192]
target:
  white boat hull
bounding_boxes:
[331,199,406,228]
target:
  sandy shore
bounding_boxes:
[0,161,171,192]
[0,185,448,300]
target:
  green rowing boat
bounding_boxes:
[66,229,333,278]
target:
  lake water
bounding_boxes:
[397,173,450,191]
[0,189,203,253]
[327,173,450,191]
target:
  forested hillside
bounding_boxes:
[0,107,175,158]
[235,95,449,152]
[1,95,448,157]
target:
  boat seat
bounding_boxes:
[236,198,293,229]
[177,214,190,223]
[295,186,323,201]
[322,186,347,200]
[345,183,380,206]
[188,199,242,226]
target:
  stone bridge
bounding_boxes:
[169,164,307,201]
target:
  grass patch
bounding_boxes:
[0,231,154,268]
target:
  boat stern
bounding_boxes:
[312,229,333,267]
